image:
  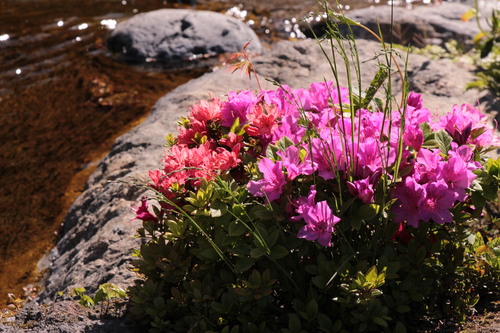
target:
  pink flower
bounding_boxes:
[406,92,432,124]
[221,90,257,127]
[436,103,498,148]
[440,155,477,201]
[246,103,283,137]
[347,177,375,204]
[419,180,456,224]
[247,158,287,202]
[291,186,317,222]
[311,129,347,180]
[392,177,426,227]
[404,123,424,151]
[133,197,157,222]
[303,81,350,113]
[278,146,316,180]
[162,141,239,189]
[407,91,424,109]
[356,137,392,178]
[413,148,443,184]
[177,98,222,145]
[271,114,306,144]
[297,200,340,247]
[219,132,243,148]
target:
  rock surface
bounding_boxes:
[107,9,263,63]
[303,2,487,48]
[3,10,499,332]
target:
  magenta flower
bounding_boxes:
[406,92,431,125]
[221,90,257,127]
[414,148,443,184]
[291,186,317,222]
[404,123,424,151]
[347,177,375,204]
[440,156,476,202]
[356,137,390,178]
[407,91,424,109]
[133,197,157,222]
[247,158,287,202]
[271,114,306,144]
[297,200,340,247]
[392,177,426,227]
[436,103,499,148]
[419,180,456,224]
[278,146,316,180]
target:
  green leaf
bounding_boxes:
[395,321,407,333]
[317,313,333,331]
[267,229,279,248]
[228,221,247,237]
[209,201,227,218]
[305,298,319,319]
[229,117,241,133]
[372,316,388,328]
[360,67,389,109]
[249,205,273,221]
[327,10,361,26]
[271,245,289,259]
[250,247,267,259]
[355,204,380,221]
[265,136,294,160]
[71,287,86,298]
[420,122,432,137]
[235,257,254,273]
[365,266,378,284]
[435,129,452,154]
[416,246,427,262]
[288,313,302,333]
[482,182,499,201]
[248,270,262,286]
[350,217,363,230]
[276,136,295,151]
[332,319,343,333]
[78,295,95,307]
[396,305,411,313]
[266,144,280,160]
[480,38,494,58]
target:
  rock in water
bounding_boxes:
[107,9,263,64]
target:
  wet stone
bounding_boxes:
[107,9,263,64]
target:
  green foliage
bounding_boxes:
[465,6,500,96]
[129,170,499,332]
[70,283,127,308]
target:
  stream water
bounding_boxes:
[0,0,463,305]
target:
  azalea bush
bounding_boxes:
[128,7,500,333]
[128,79,500,332]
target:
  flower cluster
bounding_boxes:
[137,81,498,248]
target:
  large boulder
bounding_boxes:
[303,2,488,48]
[107,9,263,64]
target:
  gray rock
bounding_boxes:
[303,3,487,48]
[0,300,138,332]
[107,9,263,64]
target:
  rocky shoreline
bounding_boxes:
[2,3,499,332]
